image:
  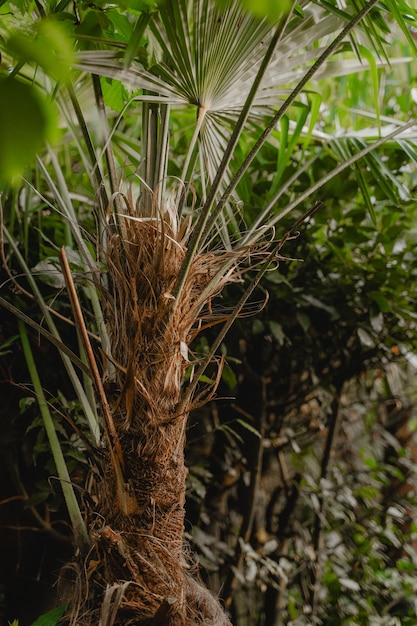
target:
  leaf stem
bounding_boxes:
[19,320,90,550]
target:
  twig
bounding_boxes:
[59,247,139,516]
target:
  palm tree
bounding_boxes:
[1,0,417,624]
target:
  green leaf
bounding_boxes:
[356,485,380,500]
[0,333,18,356]
[222,363,237,390]
[367,291,391,313]
[101,78,130,111]
[1,0,29,11]
[362,456,378,470]
[301,294,339,319]
[30,605,67,626]
[116,0,157,10]
[7,19,75,83]
[220,423,244,443]
[272,105,310,192]
[236,418,261,438]
[296,310,310,333]
[269,320,285,345]
[215,0,291,22]
[124,12,152,68]
[0,77,57,181]
[396,557,415,572]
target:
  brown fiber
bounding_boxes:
[65,214,238,625]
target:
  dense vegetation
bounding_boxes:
[1,1,417,625]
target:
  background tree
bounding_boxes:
[1,1,417,625]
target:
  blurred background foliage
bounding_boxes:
[182,36,417,623]
[0,0,417,625]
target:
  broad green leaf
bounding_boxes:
[367,291,391,312]
[7,19,75,82]
[396,557,416,572]
[101,77,130,111]
[0,77,57,181]
[1,0,29,11]
[116,0,157,10]
[239,0,291,22]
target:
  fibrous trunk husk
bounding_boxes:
[67,216,234,625]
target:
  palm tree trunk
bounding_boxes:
[70,217,232,625]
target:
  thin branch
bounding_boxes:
[59,247,139,516]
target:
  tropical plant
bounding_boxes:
[1,0,417,624]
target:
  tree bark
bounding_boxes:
[66,219,232,625]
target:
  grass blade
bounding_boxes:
[19,321,89,549]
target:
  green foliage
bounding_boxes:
[31,605,67,626]
[19,321,89,547]
[215,0,292,22]
[0,77,57,181]
[6,19,75,82]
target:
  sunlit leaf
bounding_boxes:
[215,0,291,22]
[101,77,130,111]
[0,77,57,181]
[7,19,75,82]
